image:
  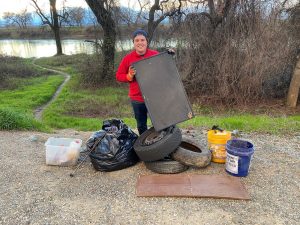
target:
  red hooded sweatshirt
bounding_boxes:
[116,49,159,102]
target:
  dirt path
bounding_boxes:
[32,59,70,120]
[0,129,299,224]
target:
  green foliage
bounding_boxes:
[0,55,50,89]
[34,54,299,134]
[0,76,64,111]
[0,75,64,131]
[42,74,132,130]
[1,54,297,134]
[182,114,300,134]
[0,108,45,131]
[36,52,127,88]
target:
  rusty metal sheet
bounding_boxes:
[132,52,194,131]
[136,174,250,200]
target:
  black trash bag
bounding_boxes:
[87,119,139,172]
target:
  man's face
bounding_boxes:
[134,34,147,55]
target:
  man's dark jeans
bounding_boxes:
[131,100,148,135]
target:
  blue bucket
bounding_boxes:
[225,139,254,177]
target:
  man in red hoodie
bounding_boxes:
[116,29,159,135]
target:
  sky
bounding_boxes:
[0,0,136,18]
[0,0,297,18]
[0,0,79,18]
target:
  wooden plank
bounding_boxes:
[136,174,250,200]
[287,57,300,108]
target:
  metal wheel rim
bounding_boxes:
[143,130,167,146]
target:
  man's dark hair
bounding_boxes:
[132,29,148,40]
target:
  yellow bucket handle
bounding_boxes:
[211,125,224,133]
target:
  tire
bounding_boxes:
[133,126,182,162]
[172,135,211,168]
[144,157,189,174]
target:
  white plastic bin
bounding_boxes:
[45,137,82,166]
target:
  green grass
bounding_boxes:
[0,76,64,112]
[0,108,45,131]
[0,55,51,89]
[1,54,299,134]
[39,72,300,134]
[35,52,127,73]
[0,75,64,131]
[36,55,299,134]
[181,114,300,134]
[42,74,133,130]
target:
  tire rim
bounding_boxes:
[143,130,167,146]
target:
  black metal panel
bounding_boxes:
[132,52,194,131]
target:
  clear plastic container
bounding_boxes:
[45,137,82,166]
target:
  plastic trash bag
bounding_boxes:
[87,119,139,172]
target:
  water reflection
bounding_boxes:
[0,39,176,58]
[0,39,96,58]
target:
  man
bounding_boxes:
[116,29,159,135]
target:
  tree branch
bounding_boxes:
[31,0,53,28]
[207,0,217,18]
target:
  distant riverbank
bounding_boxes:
[0,26,100,40]
[0,26,141,40]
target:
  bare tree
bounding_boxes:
[85,0,117,80]
[172,0,297,105]
[3,9,32,29]
[131,0,184,44]
[112,5,133,28]
[67,7,86,27]
[58,0,70,27]
[147,0,184,44]
[31,0,68,55]
[117,0,148,27]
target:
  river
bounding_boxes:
[0,39,175,58]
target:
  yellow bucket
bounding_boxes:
[207,129,231,163]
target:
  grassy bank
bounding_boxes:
[43,76,300,134]
[0,76,64,111]
[0,75,64,131]
[0,54,299,134]
[34,55,300,134]
[42,74,133,130]
[0,55,66,131]
[182,114,300,134]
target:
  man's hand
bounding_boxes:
[127,66,136,81]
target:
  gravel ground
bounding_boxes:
[0,129,299,225]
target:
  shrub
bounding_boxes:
[78,51,117,87]
[0,55,41,89]
[0,108,43,130]
[174,2,297,105]
[37,54,88,68]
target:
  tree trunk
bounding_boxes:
[102,28,116,79]
[147,0,159,45]
[84,0,116,80]
[147,22,157,45]
[53,27,63,55]
[50,0,63,55]
[287,57,300,107]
